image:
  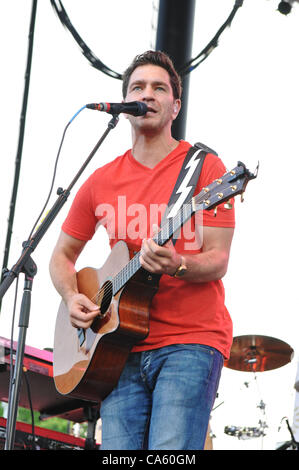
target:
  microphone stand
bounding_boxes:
[0,114,119,450]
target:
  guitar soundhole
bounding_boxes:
[90,280,113,333]
[99,280,113,316]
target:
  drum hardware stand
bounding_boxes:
[0,114,119,450]
[256,399,268,447]
[252,373,268,448]
[224,375,268,445]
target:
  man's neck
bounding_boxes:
[131,133,179,169]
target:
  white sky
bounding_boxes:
[0,0,299,450]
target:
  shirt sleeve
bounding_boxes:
[61,173,98,241]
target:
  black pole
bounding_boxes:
[0,0,38,313]
[155,0,196,140]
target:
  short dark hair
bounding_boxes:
[122,50,182,100]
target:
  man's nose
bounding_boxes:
[141,85,155,101]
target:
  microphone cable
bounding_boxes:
[27,105,86,241]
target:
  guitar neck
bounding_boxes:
[112,200,194,295]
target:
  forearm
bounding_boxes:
[178,249,229,283]
[140,237,231,283]
[49,252,79,304]
[49,232,99,329]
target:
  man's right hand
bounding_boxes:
[66,293,100,330]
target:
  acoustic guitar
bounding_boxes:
[53,161,257,402]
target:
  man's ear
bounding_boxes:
[173,99,181,119]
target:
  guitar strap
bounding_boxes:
[161,141,218,246]
[142,141,218,285]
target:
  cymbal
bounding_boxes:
[224,335,294,372]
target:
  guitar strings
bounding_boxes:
[90,251,141,307]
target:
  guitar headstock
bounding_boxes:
[193,161,258,211]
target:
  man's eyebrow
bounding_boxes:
[129,79,145,88]
[152,80,170,88]
[129,79,170,89]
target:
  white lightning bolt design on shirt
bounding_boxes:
[167,148,202,219]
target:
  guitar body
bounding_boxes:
[53,241,159,402]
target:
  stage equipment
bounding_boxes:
[0,0,37,314]
[224,334,294,372]
[0,417,86,450]
[223,334,294,447]
[0,336,100,449]
[277,0,299,15]
[224,335,294,439]
[0,110,119,450]
[224,424,266,440]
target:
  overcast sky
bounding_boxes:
[0,0,299,449]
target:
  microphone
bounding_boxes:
[86,101,148,116]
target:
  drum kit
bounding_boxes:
[206,334,297,449]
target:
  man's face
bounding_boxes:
[124,64,181,135]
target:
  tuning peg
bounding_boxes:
[241,193,245,203]
[214,207,218,217]
[224,199,233,210]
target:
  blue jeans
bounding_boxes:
[100,343,223,450]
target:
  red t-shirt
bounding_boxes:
[62,140,235,359]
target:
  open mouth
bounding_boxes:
[146,106,157,114]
